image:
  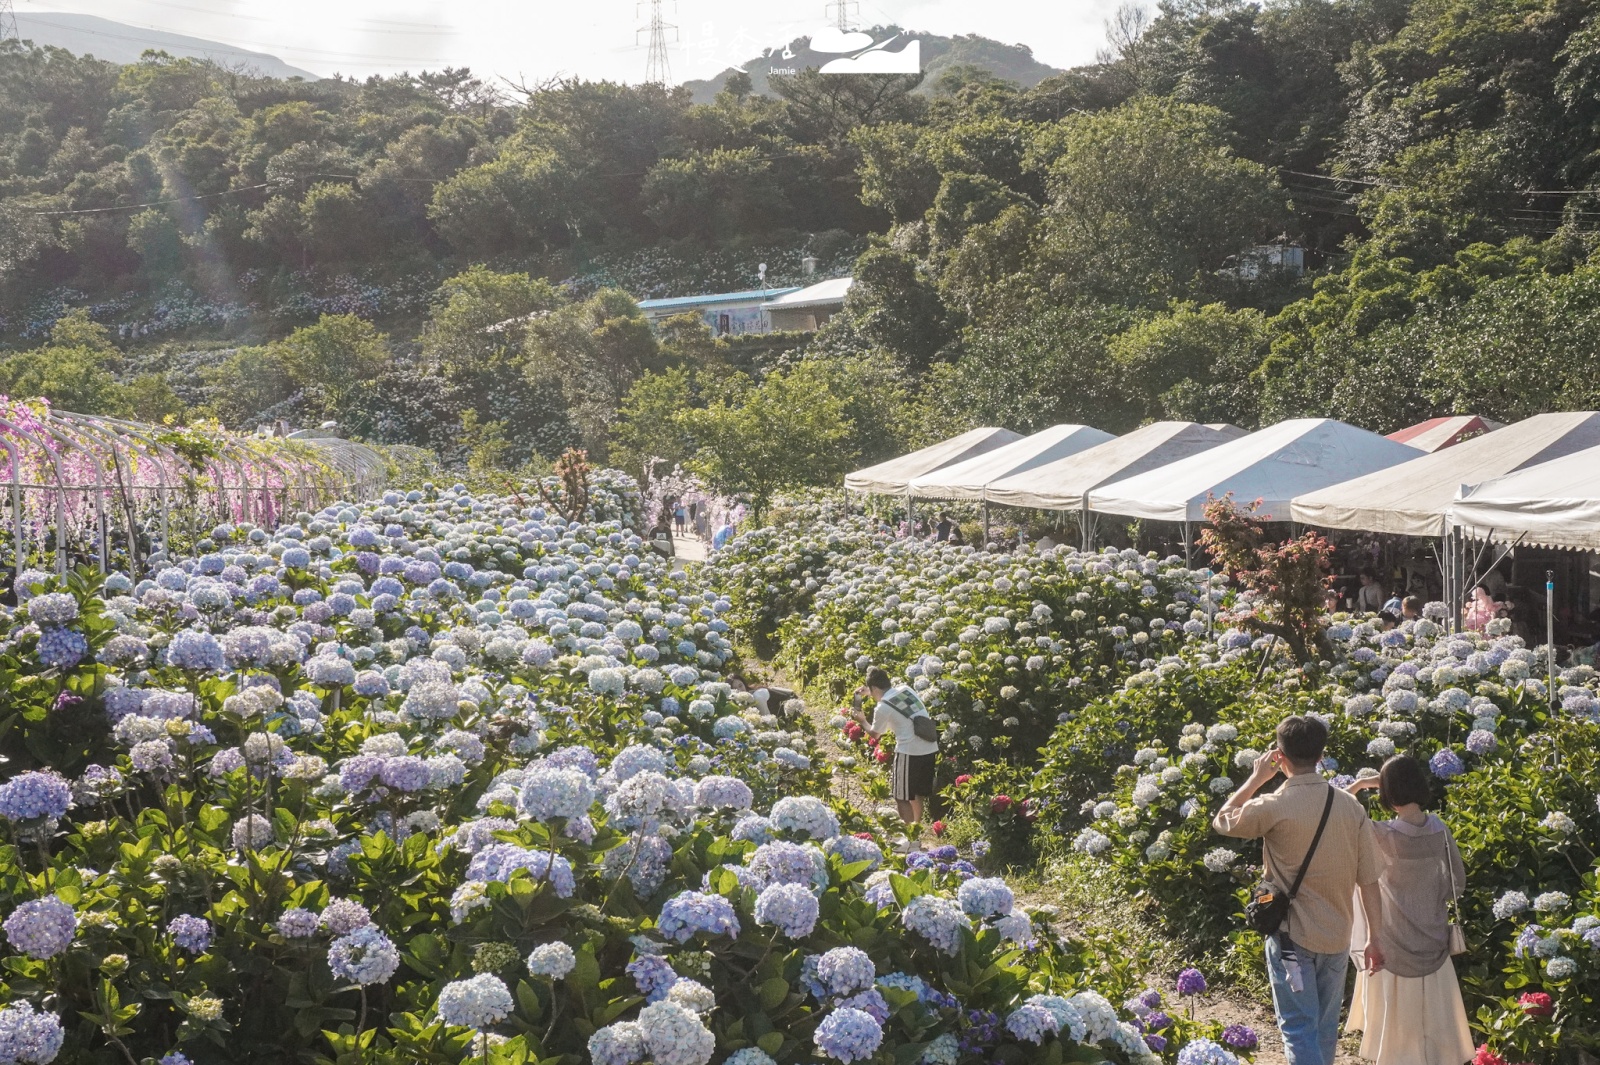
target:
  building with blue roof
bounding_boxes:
[635,286,802,336]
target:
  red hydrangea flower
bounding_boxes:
[1519,992,1553,1017]
[990,795,1013,813]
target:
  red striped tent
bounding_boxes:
[1385,415,1502,452]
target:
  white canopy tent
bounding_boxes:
[1290,412,1600,537]
[1086,419,1423,557]
[984,421,1246,546]
[906,424,1114,501]
[1449,443,1600,551]
[843,427,1021,495]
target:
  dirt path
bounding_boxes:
[744,660,881,817]
[739,650,1365,1064]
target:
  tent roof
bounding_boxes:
[844,427,1023,494]
[1385,414,1503,453]
[1087,418,1423,523]
[984,421,1245,511]
[1291,411,1600,537]
[1448,442,1600,550]
[907,424,1115,501]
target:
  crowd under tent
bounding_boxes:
[1449,443,1600,552]
[843,427,1021,495]
[1291,412,1600,621]
[1290,412,1600,538]
[1385,414,1503,453]
[984,421,1246,547]
[1086,418,1424,559]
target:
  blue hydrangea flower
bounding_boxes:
[3,897,76,959]
[0,1000,65,1064]
[956,877,1014,918]
[436,973,513,1029]
[167,630,224,671]
[168,915,212,954]
[657,891,740,943]
[0,772,72,822]
[816,946,875,997]
[814,1007,883,1063]
[276,908,319,938]
[1005,1002,1059,1044]
[1429,748,1466,779]
[327,925,400,986]
[527,942,576,979]
[753,882,819,938]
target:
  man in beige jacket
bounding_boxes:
[1214,715,1386,1065]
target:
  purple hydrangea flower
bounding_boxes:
[1429,748,1466,779]
[168,915,212,954]
[1176,967,1207,996]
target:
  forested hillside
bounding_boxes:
[3,0,1600,479]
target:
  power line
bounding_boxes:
[826,0,860,32]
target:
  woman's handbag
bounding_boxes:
[1245,786,1335,936]
[1445,837,1467,955]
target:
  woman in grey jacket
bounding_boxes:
[1344,756,1473,1065]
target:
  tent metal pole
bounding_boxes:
[1183,520,1192,567]
[906,492,913,538]
[1080,504,1090,553]
[1547,568,1557,713]
[982,501,990,546]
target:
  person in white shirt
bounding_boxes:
[847,666,939,836]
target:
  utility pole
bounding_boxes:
[0,0,20,43]
[637,0,676,85]
[825,0,859,31]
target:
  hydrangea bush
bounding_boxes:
[713,504,1600,1059]
[0,475,1194,1065]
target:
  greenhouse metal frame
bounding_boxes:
[0,402,389,581]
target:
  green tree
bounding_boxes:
[269,314,391,418]
[1027,97,1289,305]
[641,147,783,240]
[420,266,566,456]
[199,346,297,427]
[937,299,1137,432]
[608,365,699,486]
[428,141,576,257]
[680,360,853,518]
[1422,265,1600,420]
[524,289,665,453]
[125,208,186,275]
[830,246,952,371]
[1108,302,1271,426]
[0,310,126,415]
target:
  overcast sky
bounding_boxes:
[15,0,1124,84]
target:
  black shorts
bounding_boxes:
[892,752,936,801]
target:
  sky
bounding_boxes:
[14,0,1125,84]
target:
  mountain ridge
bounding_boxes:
[681,27,1061,103]
[14,12,318,80]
